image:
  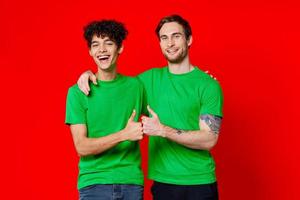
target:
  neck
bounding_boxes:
[96,68,117,81]
[168,55,194,74]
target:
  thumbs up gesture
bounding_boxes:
[122,110,144,141]
[142,106,165,137]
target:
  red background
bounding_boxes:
[1,0,299,199]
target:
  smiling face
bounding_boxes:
[159,22,192,64]
[89,34,123,71]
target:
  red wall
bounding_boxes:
[1,0,299,199]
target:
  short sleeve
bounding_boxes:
[200,81,224,117]
[65,86,87,125]
[138,70,153,116]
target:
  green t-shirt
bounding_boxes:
[65,74,145,189]
[138,67,223,185]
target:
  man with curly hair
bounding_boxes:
[65,20,145,200]
[77,15,223,200]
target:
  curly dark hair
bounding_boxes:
[155,14,192,40]
[84,20,128,48]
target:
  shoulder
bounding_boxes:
[139,67,165,76]
[123,75,142,85]
[194,67,222,89]
[67,84,86,99]
[138,67,166,82]
[68,84,80,93]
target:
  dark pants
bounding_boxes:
[79,184,143,200]
[151,181,218,200]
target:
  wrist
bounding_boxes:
[162,126,183,138]
[159,124,167,137]
[118,129,128,141]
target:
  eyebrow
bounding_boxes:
[160,32,183,38]
[91,39,114,44]
[172,32,183,36]
[104,38,113,42]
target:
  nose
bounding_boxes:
[167,38,174,47]
[98,44,107,53]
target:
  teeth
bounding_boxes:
[167,49,177,53]
[97,55,109,59]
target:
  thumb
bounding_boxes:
[147,105,157,118]
[90,74,97,85]
[128,110,136,122]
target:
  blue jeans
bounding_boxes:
[79,184,143,200]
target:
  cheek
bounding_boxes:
[159,42,165,49]
[90,49,97,56]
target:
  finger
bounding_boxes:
[142,127,154,133]
[83,88,89,95]
[205,70,209,74]
[128,110,136,122]
[136,122,142,127]
[90,74,98,85]
[142,128,149,134]
[141,116,150,124]
[141,116,148,121]
[84,80,91,94]
[83,85,89,95]
[147,105,157,118]
[142,124,151,129]
[78,80,89,95]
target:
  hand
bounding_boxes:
[77,70,97,95]
[122,110,143,141]
[205,70,217,81]
[142,106,165,137]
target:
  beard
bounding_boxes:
[163,48,188,64]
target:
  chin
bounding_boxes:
[166,56,181,63]
[98,63,112,70]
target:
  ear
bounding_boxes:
[187,35,193,47]
[118,45,124,54]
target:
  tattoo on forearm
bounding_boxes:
[200,114,222,134]
[176,129,186,135]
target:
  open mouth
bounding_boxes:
[97,55,110,61]
[166,49,178,55]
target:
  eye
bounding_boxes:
[160,36,167,41]
[104,40,114,45]
[91,43,99,48]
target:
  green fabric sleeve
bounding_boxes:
[200,81,224,117]
[65,86,87,124]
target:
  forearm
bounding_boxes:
[75,131,126,156]
[142,107,221,150]
[162,125,218,150]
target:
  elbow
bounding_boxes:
[204,142,216,151]
[75,142,93,157]
[77,150,89,157]
[76,147,89,157]
[200,134,218,151]
[205,137,218,151]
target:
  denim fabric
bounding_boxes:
[79,184,143,200]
